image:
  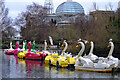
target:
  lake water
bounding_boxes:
[1,50,120,79]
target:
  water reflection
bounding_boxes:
[2,51,120,78]
[44,64,75,78]
[18,59,26,66]
[74,70,117,78]
[14,55,18,64]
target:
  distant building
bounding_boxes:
[89,10,114,24]
[56,20,72,26]
[13,35,22,40]
[13,26,23,40]
[46,0,84,26]
[46,14,61,24]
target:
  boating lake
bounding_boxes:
[1,50,120,79]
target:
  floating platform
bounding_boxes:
[75,66,120,73]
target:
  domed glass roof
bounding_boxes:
[56,1,84,16]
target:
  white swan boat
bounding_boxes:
[74,40,120,73]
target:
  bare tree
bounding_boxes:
[0,0,4,46]
[1,1,16,39]
[108,2,113,11]
[15,2,49,41]
[93,2,97,11]
[105,5,108,11]
[74,14,89,39]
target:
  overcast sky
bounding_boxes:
[4,0,120,19]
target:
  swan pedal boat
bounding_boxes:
[25,52,48,60]
[45,40,75,68]
[49,55,69,68]
[45,53,58,64]
[25,41,48,60]
[74,40,120,73]
[5,49,14,55]
[5,41,14,55]
[47,54,75,68]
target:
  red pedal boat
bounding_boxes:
[25,42,48,60]
[25,52,43,60]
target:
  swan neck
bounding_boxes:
[25,42,27,51]
[62,42,68,53]
[22,42,25,50]
[108,42,114,57]
[10,42,13,49]
[77,42,85,58]
[89,42,94,54]
[49,36,53,45]
[44,41,47,50]
[16,42,19,49]
[32,42,35,50]
[28,43,31,52]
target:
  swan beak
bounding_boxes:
[107,45,110,48]
[76,45,79,48]
[62,44,64,47]
[107,44,110,48]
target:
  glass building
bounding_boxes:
[56,0,84,16]
[46,0,84,25]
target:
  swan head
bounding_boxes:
[29,41,31,43]
[76,39,82,47]
[90,41,93,43]
[23,41,25,44]
[17,41,19,43]
[27,41,31,46]
[108,39,113,47]
[82,40,89,44]
[107,41,114,48]
[33,40,35,43]
[44,40,47,45]
[10,41,12,44]
[62,40,66,46]
[16,41,19,45]
[76,41,85,48]
[109,39,112,42]
[78,38,82,42]
[44,40,46,42]
[63,40,66,42]
[24,40,27,43]
[76,42,79,48]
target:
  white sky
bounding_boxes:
[4,0,120,19]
